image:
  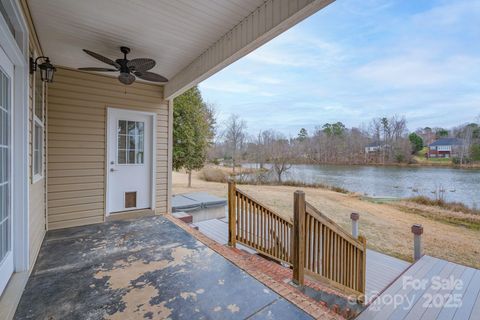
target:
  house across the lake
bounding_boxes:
[428,138,463,158]
[364,141,388,153]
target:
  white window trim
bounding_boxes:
[32,115,43,182]
[0,0,30,276]
[31,49,44,183]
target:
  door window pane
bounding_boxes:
[117,120,145,164]
[0,69,11,262]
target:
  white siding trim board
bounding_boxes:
[165,0,335,98]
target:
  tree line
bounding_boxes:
[171,87,480,185]
[209,114,480,180]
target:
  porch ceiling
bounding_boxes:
[27,0,264,78]
[27,0,334,98]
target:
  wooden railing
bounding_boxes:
[228,182,366,302]
[228,181,293,265]
[303,201,366,300]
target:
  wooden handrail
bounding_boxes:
[306,202,364,250]
[228,181,293,265]
[304,201,367,301]
[235,188,293,226]
[227,181,367,302]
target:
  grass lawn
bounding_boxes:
[173,169,480,269]
[413,147,452,165]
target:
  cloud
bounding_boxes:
[244,30,346,70]
[354,55,474,88]
[199,81,256,94]
[199,0,480,136]
[339,0,396,16]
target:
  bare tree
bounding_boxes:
[223,114,247,173]
[264,131,295,182]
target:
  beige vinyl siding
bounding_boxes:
[47,67,169,230]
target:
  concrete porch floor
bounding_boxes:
[14,216,312,320]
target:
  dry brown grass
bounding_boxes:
[174,170,480,269]
[198,166,229,183]
[407,196,480,216]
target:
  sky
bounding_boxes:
[198,0,480,137]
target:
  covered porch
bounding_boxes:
[1,0,337,318]
[14,215,312,319]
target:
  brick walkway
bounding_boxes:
[167,215,352,320]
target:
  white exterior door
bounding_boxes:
[0,45,14,294]
[107,109,154,214]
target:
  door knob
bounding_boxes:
[110,168,117,172]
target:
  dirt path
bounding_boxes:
[173,171,480,269]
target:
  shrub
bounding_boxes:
[471,144,480,161]
[199,166,228,183]
[236,178,350,194]
[452,157,472,165]
[408,196,480,215]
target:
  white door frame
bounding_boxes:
[105,107,156,216]
[0,0,30,277]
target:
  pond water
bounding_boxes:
[243,164,480,208]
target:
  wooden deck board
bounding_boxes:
[451,269,480,320]
[193,218,256,254]
[358,256,480,320]
[419,264,467,320]
[469,276,480,320]
[365,250,411,303]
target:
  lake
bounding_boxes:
[243,164,480,208]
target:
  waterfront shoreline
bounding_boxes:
[174,170,480,268]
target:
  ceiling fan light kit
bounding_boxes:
[78,46,168,85]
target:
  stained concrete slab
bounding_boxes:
[247,298,313,320]
[14,216,312,320]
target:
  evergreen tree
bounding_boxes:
[408,132,423,154]
[173,86,214,187]
[297,128,308,141]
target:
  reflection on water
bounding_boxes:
[243,164,480,208]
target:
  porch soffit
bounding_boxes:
[26,0,334,98]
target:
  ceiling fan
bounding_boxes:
[78,46,168,85]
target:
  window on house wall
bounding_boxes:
[32,66,44,181]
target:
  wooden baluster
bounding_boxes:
[359,235,366,301]
[326,228,330,279]
[260,206,263,250]
[264,208,268,252]
[341,238,345,285]
[307,215,310,270]
[336,234,339,282]
[237,194,241,242]
[314,220,320,273]
[255,203,259,249]
[315,221,322,274]
[236,192,240,241]
[238,194,245,242]
[267,211,271,255]
[333,233,337,282]
[274,214,278,259]
[249,199,252,245]
[246,198,249,245]
[242,195,246,242]
[278,216,281,260]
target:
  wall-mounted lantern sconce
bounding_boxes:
[30,56,56,83]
